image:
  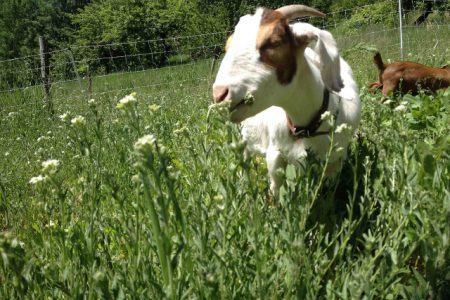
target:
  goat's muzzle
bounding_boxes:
[213,85,229,103]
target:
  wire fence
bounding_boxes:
[0,2,448,112]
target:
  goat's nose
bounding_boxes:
[213,85,229,103]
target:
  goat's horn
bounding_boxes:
[276,5,325,20]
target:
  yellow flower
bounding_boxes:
[149,104,161,112]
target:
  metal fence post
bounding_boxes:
[398,0,404,60]
[68,48,83,93]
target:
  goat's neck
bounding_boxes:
[279,56,325,127]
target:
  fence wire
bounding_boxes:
[0,3,448,112]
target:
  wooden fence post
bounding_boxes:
[39,36,52,113]
[87,66,93,97]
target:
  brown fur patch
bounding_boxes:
[256,9,298,84]
[371,52,450,96]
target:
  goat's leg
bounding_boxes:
[266,148,286,198]
[382,81,396,97]
[368,81,382,93]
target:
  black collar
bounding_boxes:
[286,89,331,139]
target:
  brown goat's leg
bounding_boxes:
[368,81,382,93]
[382,81,396,97]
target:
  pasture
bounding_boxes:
[1,24,449,298]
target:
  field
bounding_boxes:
[1,24,449,298]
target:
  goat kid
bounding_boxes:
[369,52,450,96]
[212,5,361,196]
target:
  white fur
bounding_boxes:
[213,8,361,195]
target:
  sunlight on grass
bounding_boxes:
[0,25,449,299]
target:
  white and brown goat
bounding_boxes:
[212,5,361,195]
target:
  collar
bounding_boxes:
[286,89,331,139]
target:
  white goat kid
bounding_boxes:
[212,5,361,196]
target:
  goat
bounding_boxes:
[369,52,450,96]
[212,5,361,196]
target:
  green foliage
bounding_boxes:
[1,29,450,298]
[1,3,450,299]
[338,1,397,34]
[0,0,90,58]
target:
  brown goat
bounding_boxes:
[368,52,450,96]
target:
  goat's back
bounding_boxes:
[377,56,450,94]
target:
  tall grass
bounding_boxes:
[0,25,449,298]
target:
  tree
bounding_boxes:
[0,0,90,59]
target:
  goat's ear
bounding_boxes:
[292,24,344,92]
[295,31,317,45]
[314,30,344,92]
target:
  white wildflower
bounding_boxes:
[29,175,47,184]
[320,111,332,121]
[134,134,156,153]
[383,99,393,105]
[41,159,60,175]
[159,145,167,155]
[88,99,96,105]
[5,152,10,157]
[335,123,352,134]
[11,238,25,248]
[320,111,334,126]
[394,104,407,112]
[131,175,141,184]
[213,195,225,210]
[117,92,137,110]
[59,113,69,122]
[71,116,86,127]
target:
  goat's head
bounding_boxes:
[212,5,342,123]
